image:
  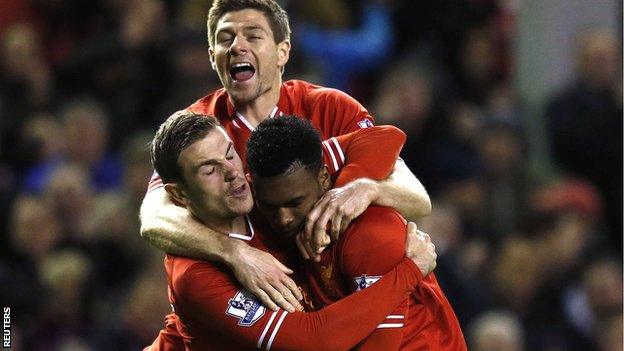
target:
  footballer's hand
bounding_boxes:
[228,241,303,312]
[405,222,437,276]
[304,178,378,260]
[295,231,330,262]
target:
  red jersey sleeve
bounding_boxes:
[338,206,409,350]
[171,256,421,351]
[321,125,405,187]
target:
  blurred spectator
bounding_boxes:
[563,258,622,348]
[93,263,170,349]
[598,313,623,351]
[121,131,158,212]
[61,98,123,192]
[1,196,55,331]
[418,201,489,325]
[485,83,524,130]
[20,97,123,195]
[162,0,222,115]
[293,0,394,91]
[0,23,55,172]
[477,122,531,242]
[10,196,63,263]
[490,236,540,315]
[0,23,53,111]
[33,249,92,350]
[372,60,451,192]
[55,0,174,141]
[21,113,66,193]
[546,28,622,251]
[43,163,94,239]
[422,101,484,194]
[516,178,607,350]
[468,310,525,351]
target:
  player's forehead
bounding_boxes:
[254,167,316,204]
[178,128,229,167]
[215,9,273,35]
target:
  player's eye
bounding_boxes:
[286,200,303,208]
[217,34,233,44]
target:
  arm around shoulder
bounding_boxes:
[370,158,432,221]
[139,187,303,312]
[139,186,236,262]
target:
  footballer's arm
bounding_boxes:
[139,187,303,312]
[371,156,432,220]
[169,225,431,351]
[303,125,431,258]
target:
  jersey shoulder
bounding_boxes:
[187,88,229,116]
[341,206,406,249]
[282,79,359,107]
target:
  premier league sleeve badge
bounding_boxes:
[225,290,266,327]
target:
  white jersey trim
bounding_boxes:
[228,215,255,241]
[330,137,345,164]
[235,106,279,132]
[235,112,256,131]
[377,323,404,329]
[266,311,288,350]
[323,140,339,172]
[268,106,279,119]
[257,311,278,348]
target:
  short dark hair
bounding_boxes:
[151,111,218,184]
[247,116,323,178]
[207,0,291,48]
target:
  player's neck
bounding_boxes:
[233,80,281,127]
[199,214,248,237]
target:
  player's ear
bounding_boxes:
[319,165,331,192]
[209,48,217,71]
[165,183,190,207]
[277,40,290,68]
[245,173,252,183]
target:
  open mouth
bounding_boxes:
[229,62,255,82]
[229,183,248,197]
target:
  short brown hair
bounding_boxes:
[151,111,218,184]
[207,0,291,48]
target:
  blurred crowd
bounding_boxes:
[0,0,621,350]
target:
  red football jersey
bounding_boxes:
[146,125,407,350]
[147,79,376,192]
[301,206,467,350]
[186,79,376,163]
[147,123,404,194]
[162,220,422,351]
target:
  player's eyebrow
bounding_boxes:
[216,25,267,36]
[283,196,305,206]
[192,142,233,170]
[259,195,305,208]
[242,25,267,34]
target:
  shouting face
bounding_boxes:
[210,9,290,105]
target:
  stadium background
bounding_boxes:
[0,0,621,349]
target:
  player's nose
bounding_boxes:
[223,160,240,182]
[276,208,294,229]
[229,36,248,56]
